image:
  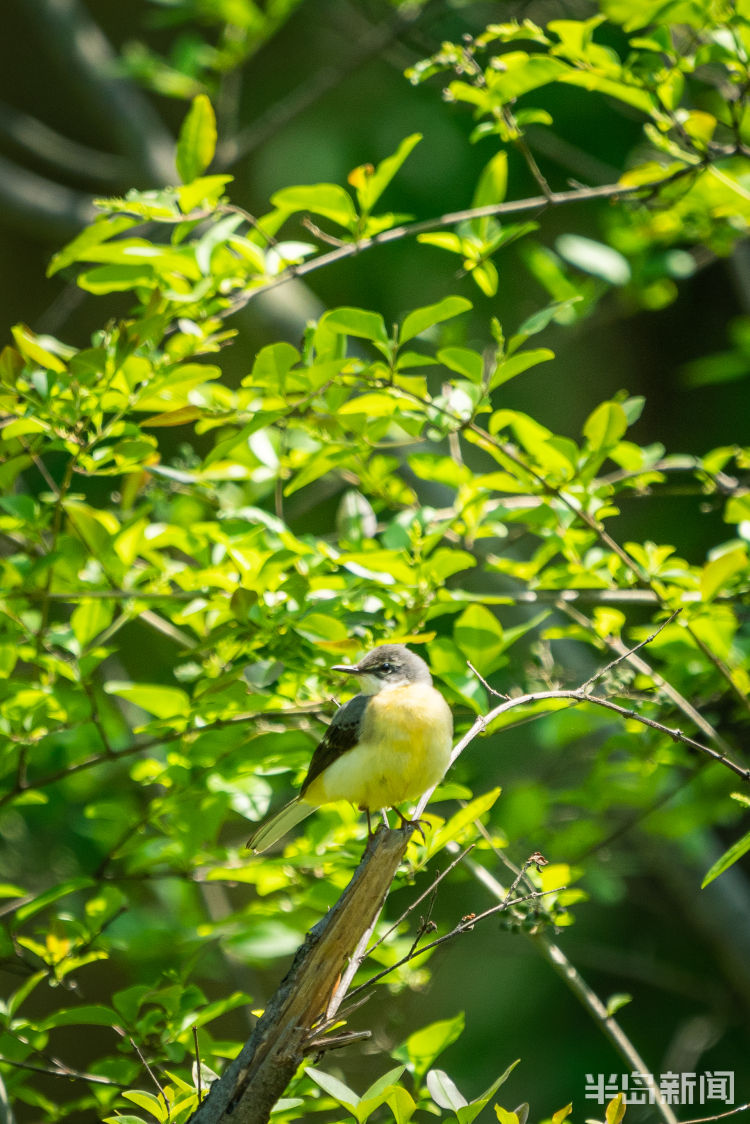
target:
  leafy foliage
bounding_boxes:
[1,0,750,1120]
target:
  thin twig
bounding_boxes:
[223,164,700,316]
[345,888,561,999]
[194,1026,203,1105]
[680,1103,750,1124]
[0,1052,127,1089]
[128,1037,167,1109]
[578,608,682,692]
[365,844,475,956]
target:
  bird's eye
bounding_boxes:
[379,661,394,674]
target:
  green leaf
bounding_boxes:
[437,347,484,384]
[176,94,217,184]
[556,234,631,285]
[270,183,358,231]
[458,1061,521,1124]
[400,296,472,344]
[454,604,505,672]
[551,1104,573,1124]
[77,264,155,294]
[388,1086,417,1124]
[583,401,628,452]
[306,1067,360,1112]
[0,883,26,898]
[11,324,67,372]
[104,682,190,719]
[357,1067,408,1122]
[355,133,422,213]
[47,216,138,276]
[605,993,632,1016]
[701,546,748,601]
[15,878,95,923]
[70,599,114,648]
[38,1004,119,1030]
[122,1089,168,1121]
[322,307,389,346]
[427,789,501,857]
[473,150,508,209]
[605,1092,626,1124]
[702,828,750,888]
[426,1069,468,1111]
[510,297,582,351]
[489,348,554,391]
[495,1110,519,1124]
[395,1014,465,1080]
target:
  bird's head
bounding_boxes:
[331,644,432,694]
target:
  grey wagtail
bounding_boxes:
[247,644,453,853]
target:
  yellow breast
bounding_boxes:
[302,683,453,811]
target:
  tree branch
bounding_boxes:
[189,826,414,1124]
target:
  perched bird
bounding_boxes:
[247,644,453,853]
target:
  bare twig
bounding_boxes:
[0,1052,126,1089]
[578,608,682,692]
[194,1026,203,1105]
[365,843,475,957]
[224,164,700,316]
[680,1103,750,1124]
[345,886,562,999]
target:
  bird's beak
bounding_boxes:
[331,663,360,675]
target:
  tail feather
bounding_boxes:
[247,797,314,853]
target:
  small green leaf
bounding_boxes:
[355,133,422,213]
[388,1086,417,1124]
[306,1067,360,1112]
[605,1092,626,1124]
[0,883,26,898]
[123,1089,168,1121]
[605,993,632,1016]
[38,1004,119,1031]
[426,1069,468,1111]
[270,183,358,231]
[473,150,508,209]
[454,604,504,672]
[427,788,501,857]
[510,297,582,351]
[11,324,67,372]
[322,307,389,346]
[71,599,114,648]
[104,682,190,719]
[395,1014,465,1081]
[489,348,554,390]
[15,878,95,923]
[176,94,217,184]
[494,1109,519,1124]
[701,546,748,601]
[556,234,631,285]
[551,1104,573,1124]
[583,401,628,452]
[400,296,472,344]
[437,347,484,384]
[702,828,750,888]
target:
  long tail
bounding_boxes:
[246,797,314,853]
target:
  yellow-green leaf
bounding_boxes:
[176,95,217,184]
[701,546,748,601]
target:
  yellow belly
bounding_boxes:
[302,683,453,811]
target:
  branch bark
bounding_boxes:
[189,825,413,1124]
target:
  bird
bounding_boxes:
[247,644,453,853]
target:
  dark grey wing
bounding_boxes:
[300,693,370,796]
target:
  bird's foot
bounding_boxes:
[393,808,430,844]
